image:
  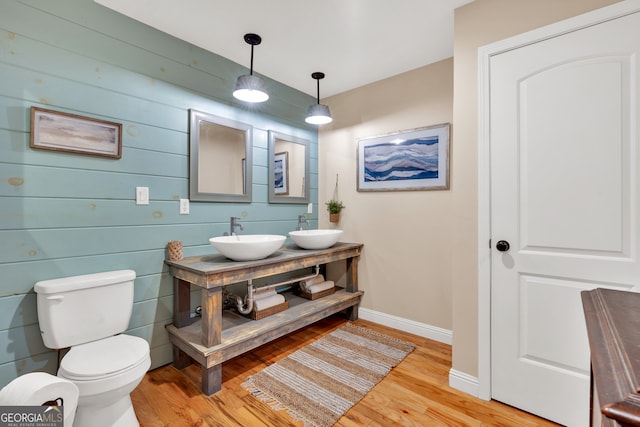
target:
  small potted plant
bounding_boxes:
[326,200,345,223]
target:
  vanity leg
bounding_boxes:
[173,278,193,328]
[199,287,223,393]
[171,278,195,369]
[202,364,222,396]
[345,256,360,321]
[201,287,222,348]
[172,347,192,370]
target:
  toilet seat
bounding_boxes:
[59,334,149,381]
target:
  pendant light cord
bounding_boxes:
[249,45,254,76]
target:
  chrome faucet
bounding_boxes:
[230,217,244,236]
[297,214,310,231]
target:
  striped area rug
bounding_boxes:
[242,323,416,427]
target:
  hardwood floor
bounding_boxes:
[131,315,560,426]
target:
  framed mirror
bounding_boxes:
[189,109,252,202]
[268,130,310,204]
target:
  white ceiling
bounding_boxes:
[95,0,473,98]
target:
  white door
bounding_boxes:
[489,9,640,427]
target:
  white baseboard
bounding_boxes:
[358,307,452,345]
[448,369,480,398]
[356,308,479,398]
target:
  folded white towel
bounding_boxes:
[308,280,334,294]
[299,275,325,292]
[254,294,285,311]
[253,288,277,301]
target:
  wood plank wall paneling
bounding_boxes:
[0,0,318,386]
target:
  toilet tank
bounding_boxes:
[34,270,136,349]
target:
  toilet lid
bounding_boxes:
[59,334,149,380]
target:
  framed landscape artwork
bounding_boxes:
[30,107,122,159]
[357,123,450,191]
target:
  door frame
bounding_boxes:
[477,0,640,401]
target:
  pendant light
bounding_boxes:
[233,33,269,103]
[305,72,333,125]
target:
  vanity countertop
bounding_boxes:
[165,242,363,288]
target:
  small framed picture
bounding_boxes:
[273,151,289,195]
[30,107,122,159]
[357,123,450,191]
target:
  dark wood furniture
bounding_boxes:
[581,288,640,427]
[164,242,364,395]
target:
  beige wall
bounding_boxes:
[320,59,454,330]
[319,0,621,384]
[451,0,621,378]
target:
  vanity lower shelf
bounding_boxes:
[166,288,363,369]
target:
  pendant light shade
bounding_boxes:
[233,33,269,103]
[305,72,332,125]
[305,104,332,125]
[234,75,268,103]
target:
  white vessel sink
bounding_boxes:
[289,229,343,250]
[209,235,286,261]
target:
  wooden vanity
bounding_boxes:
[164,242,364,395]
[582,288,640,427]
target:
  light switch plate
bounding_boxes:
[179,199,189,214]
[136,187,149,205]
[307,202,313,214]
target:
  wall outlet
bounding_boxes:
[179,199,189,215]
[136,187,149,205]
[307,202,313,214]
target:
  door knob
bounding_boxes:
[496,240,510,252]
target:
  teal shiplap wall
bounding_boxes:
[0,0,318,385]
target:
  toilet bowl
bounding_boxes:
[58,334,151,427]
[35,270,151,427]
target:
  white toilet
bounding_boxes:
[35,269,151,427]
